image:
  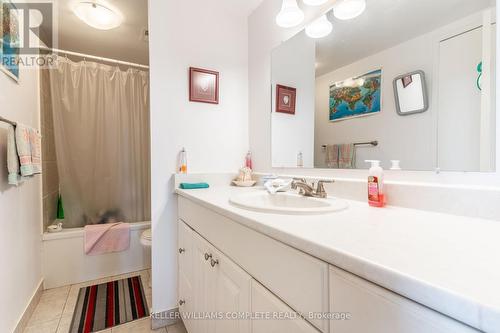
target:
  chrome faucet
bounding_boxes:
[291,178,334,198]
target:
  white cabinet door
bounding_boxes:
[329,266,479,333]
[251,280,320,333]
[186,227,251,333]
[208,247,251,333]
[191,230,213,333]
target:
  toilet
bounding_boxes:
[140,228,152,287]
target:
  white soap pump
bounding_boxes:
[365,160,385,207]
[390,160,401,170]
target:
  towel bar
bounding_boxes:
[321,141,378,149]
[0,116,17,127]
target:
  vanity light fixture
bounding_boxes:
[73,1,123,30]
[303,0,329,6]
[305,14,333,38]
[276,0,305,28]
[333,0,366,20]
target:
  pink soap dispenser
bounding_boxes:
[366,160,385,207]
[245,151,253,170]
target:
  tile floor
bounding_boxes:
[23,270,187,333]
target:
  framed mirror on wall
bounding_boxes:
[271,0,497,173]
[393,71,429,116]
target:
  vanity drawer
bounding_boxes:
[329,266,479,333]
[178,196,329,333]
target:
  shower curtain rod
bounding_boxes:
[39,47,150,70]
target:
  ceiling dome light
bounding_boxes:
[276,0,305,28]
[333,0,366,20]
[73,1,123,30]
[305,14,332,38]
[303,0,329,6]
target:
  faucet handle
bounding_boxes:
[291,178,306,190]
[316,179,334,197]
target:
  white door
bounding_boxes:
[207,247,251,333]
[437,27,483,171]
[191,232,213,333]
[251,280,320,333]
[178,221,195,332]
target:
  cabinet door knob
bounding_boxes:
[210,258,219,267]
[179,299,185,306]
[178,248,185,254]
[204,253,212,261]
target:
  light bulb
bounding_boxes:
[333,0,366,20]
[303,0,328,6]
[73,1,123,30]
[305,14,332,38]
[276,0,305,28]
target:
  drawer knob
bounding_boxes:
[178,248,185,254]
[204,253,212,261]
[210,258,219,267]
[179,299,185,306]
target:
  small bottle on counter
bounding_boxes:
[245,150,253,170]
[297,151,304,168]
[179,147,188,174]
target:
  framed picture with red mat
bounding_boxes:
[276,84,296,115]
[189,67,219,104]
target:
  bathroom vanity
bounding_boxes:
[176,186,500,333]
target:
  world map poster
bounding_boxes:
[329,69,381,121]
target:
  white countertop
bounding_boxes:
[176,186,500,332]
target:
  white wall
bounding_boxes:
[271,32,316,168]
[314,31,437,171]
[149,0,249,315]
[0,67,42,331]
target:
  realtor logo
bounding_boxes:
[1,0,57,80]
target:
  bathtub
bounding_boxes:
[42,221,151,289]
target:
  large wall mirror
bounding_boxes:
[271,0,497,172]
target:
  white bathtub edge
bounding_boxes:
[42,221,151,241]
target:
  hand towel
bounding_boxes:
[30,128,42,174]
[15,124,34,176]
[84,222,130,255]
[325,145,340,168]
[7,125,21,185]
[179,182,210,189]
[338,143,356,169]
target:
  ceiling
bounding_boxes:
[49,0,149,65]
[315,0,495,76]
[45,0,264,66]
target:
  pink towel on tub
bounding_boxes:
[84,222,130,255]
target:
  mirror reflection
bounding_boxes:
[271,0,496,172]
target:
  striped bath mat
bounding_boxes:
[69,276,149,333]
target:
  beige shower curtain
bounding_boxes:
[47,57,150,228]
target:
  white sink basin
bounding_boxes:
[229,191,348,215]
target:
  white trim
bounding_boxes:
[13,279,43,333]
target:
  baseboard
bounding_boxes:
[151,307,180,329]
[13,279,44,333]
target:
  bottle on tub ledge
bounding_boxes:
[365,160,386,207]
[178,147,188,174]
